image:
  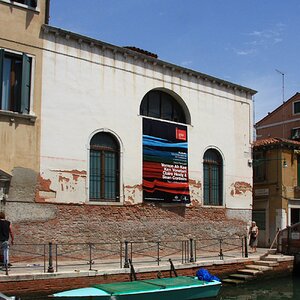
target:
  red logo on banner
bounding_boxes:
[176,128,186,141]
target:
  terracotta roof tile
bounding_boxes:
[253,137,300,148]
[123,46,158,58]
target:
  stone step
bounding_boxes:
[263,256,279,262]
[245,264,273,271]
[254,260,279,267]
[264,255,294,262]
[237,269,262,276]
[222,278,245,285]
[229,273,254,281]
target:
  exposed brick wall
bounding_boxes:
[10,203,247,244]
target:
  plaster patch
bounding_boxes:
[188,179,202,203]
[124,184,142,204]
[37,169,87,203]
[230,181,252,196]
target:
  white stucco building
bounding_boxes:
[39,25,255,221]
[1,0,257,246]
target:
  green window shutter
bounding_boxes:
[21,53,31,113]
[203,164,209,205]
[0,49,4,107]
[90,150,102,200]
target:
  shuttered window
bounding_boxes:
[203,149,223,206]
[89,132,120,201]
[0,49,31,114]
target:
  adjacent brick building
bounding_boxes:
[256,92,300,141]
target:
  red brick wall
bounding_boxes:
[12,203,246,244]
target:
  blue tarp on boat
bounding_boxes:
[196,268,221,282]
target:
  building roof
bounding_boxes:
[255,92,300,126]
[253,137,300,150]
[42,25,257,96]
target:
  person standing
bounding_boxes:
[249,221,259,253]
[0,212,14,268]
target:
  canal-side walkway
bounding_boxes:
[0,248,267,278]
[0,248,294,296]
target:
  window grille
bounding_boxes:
[89,133,120,201]
[203,149,223,206]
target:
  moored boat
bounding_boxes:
[52,260,221,300]
[52,276,221,300]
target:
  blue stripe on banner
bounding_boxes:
[143,136,187,149]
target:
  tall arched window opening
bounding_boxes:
[89,132,120,201]
[140,90,186,123]
[203,149,223,206]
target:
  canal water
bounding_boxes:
[217,275,300,300]
[13,275,300,299]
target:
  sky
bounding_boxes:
[49,0,300,122]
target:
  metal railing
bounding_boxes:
[3,236,248,275]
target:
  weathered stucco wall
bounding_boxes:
[0,1,47,201]
[1,2,255,245]
[39,29,253,214]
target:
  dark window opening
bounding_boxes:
[12,0,37,8]
[291,208,300,226]
[253,151,266,182]
[291,128,300,140]
[294,101,300,114]
[252,210,266,230]
[140,90,186,123]
[89,132,120,202]
[0,49,31,114]
[203,149,223,206]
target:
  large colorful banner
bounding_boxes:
[143,118,190,203]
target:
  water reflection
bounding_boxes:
[217,275,298,300]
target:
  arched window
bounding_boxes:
[89,132,120,201]
[140,90,186,123]
[203,149,223,206]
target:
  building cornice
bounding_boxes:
[42,25,257,97]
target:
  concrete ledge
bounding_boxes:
[0,257,255,282]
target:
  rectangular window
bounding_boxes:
[12,0,37,8]
[0,49,31,114]
[253,152,266,182]
[291,128,300,140]
[294,101,300,115]
[291,208,300,225]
